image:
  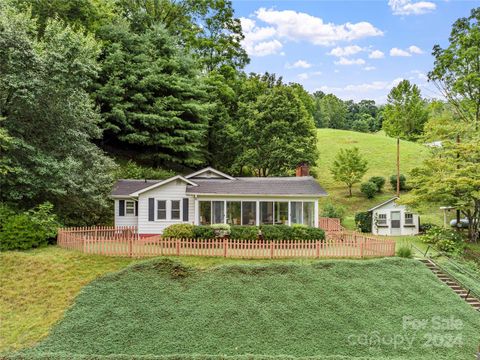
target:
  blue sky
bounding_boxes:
[232,0,477,103]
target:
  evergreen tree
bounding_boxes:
[95,22,210,168]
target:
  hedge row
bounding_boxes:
[162,224,325,241]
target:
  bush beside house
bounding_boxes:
[355,211,372,233]
[162,224,325,241]
[0,202,59,251]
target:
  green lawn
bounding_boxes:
[315,129,444,228]
[16,257,480,360]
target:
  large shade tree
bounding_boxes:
[0,9,115,225]
[382,80,428,140]
[235,75,318,176]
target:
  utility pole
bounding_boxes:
[456,134,461,228]
[396,138,400,197]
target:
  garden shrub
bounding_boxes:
[0,202,59,251]
[230,225,259,240]
[396,246,412,258]
[390,174,407,191]
[360,181,378,199]
[290,224,325,240]
[162,224,194,239]
[420,226,464,253]
[355,211,372,233]
[321,202,346,220]
[192,225,215,239]
[260,225,293,240]
[210,223,231,237]
[368,176,385,192]
[419,222,436,234]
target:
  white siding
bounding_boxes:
[371,201,419,236]
[137,180,194,234]
[114,199,138,227]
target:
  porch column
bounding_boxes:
[256,200,260,226]
[194,197,199,225]
[314,200,319,228]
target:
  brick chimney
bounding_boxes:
[295,163,309,177]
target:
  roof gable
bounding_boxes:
[128,175,197,196]
[185,167,235,180]
[368,197,399,212]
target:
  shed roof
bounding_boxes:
[368,197,399,212]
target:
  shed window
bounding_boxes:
[405,213,414,225]
[157,200,167,220]
[171,200,181,220]
[377,213,387,225]
[125,201,135,215]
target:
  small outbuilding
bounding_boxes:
[369,197,420,236]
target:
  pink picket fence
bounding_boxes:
[318,217,344,232]
[57,226,396,259]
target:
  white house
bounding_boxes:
[369,197,420,236]
[111,166,327,235]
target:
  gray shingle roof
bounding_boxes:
[111,179,162,196]
[112,176,327,197]
[187,177,327,196]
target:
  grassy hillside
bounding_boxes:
[314,129,440,227]
[23,258,480,359]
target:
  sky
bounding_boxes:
[232,0,477,103]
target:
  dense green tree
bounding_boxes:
[315,94,347,129]
[0,9,115,225]
[429,7,480,129]
[382,80,428,140]
[11,0,117,35]
[407,136,480,242]
[351,113,373,133]
[235,80,318,176]
[95,22,210,168]
[330,147,368,196]
[116,0,248,71]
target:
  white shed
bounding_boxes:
[369,197,420,236]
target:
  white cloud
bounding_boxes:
[255,8,383,46]
[390,47,411,57]
[286,60,312,69]
[249,40,283,57]
[408,45,423,54]
[369,50,385,59]
[388,0,436,15]
[311,71,322,76]
[411,70,428,81]
[328,45,363,57]
[364,66,376,71]
[335,57,366,66]
[298,73,309,80]
[317,78,404,102]
[240,17,281,56]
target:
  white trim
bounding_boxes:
[186,193,325,198]
[130,175,197,196]
[368,197,399,212]
[185,167,235,180]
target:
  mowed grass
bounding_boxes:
[315,129,441,227]
[0,247,137,352]
[21,258,480,360]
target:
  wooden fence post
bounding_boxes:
[129,237,133,258]
[223,238,228,258]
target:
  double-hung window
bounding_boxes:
[377,213,387,226]
[405,213,414,225]
[171,200,181,220]
[125,201,136,215]
[157,200,167,220]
